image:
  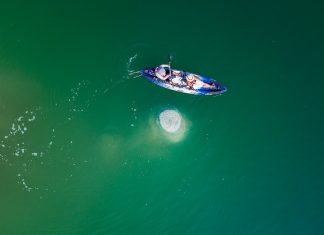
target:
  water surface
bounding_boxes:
[0,1,323,234]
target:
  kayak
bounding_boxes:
[141,64,227,95]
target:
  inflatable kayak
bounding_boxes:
[141,64,227,95]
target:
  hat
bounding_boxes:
[158,68,166,76]
[187,74,195,81]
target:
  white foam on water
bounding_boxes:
[0,80,107,195]
[129,100,138,128]
[1,55,141,195]
[128,54,138,65]
[125,54,141,80]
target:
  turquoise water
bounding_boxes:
[0,1,323,234]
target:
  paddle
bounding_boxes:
[168,54,173,66]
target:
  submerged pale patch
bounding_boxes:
[157,109,189,143]
[159,110,182,133]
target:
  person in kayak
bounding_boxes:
[186,74,196,88]
[155,64,171,80]
[185,74,212,90]
[166,67,187,87]
[155,64,185,87]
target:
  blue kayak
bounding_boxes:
[141,64,227,95]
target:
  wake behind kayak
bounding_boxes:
[141,64,227,96]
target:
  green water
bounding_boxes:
[1,1,323,234]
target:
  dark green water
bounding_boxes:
[1,0,323,234]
